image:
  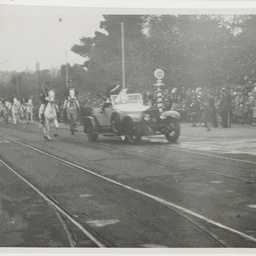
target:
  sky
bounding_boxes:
[1,1,256,73]
[0,5,104,72]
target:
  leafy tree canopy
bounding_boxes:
[2,14,256,101]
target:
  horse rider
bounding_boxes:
[39,85,50,124]
[25,98,34,124]
[63,86,80,133]
[38,82,59,124]
[63,87,80,110]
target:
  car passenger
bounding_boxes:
[101,79,121,112]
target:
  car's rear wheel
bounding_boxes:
[87,120,98,142]
[124,119,141,144]
[165,117,180,142]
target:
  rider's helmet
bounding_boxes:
[48,90,55,102]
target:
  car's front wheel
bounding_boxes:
[111,113,121,134]
[86,120,98,142]
[165,117,180,142]
[124,118,141,144]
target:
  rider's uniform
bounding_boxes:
[25,99,34,123]
[38,89,49,123]
[63,88,80,116]
[63,88,80,132]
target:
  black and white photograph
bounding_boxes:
[1,0,256,252]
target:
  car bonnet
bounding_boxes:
[114,103,150,112]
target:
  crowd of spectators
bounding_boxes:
[2,80,256,129]
[143,80,256,129]
[58,81,256,128]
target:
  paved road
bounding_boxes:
[0,121,256,247]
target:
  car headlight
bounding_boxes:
[143,113,151,121]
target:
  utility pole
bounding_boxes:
[66,51,68,87]
[16,73,19,97]
[121,22,125,90]
[35,71,38,101]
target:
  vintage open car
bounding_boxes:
[84,90,180,144]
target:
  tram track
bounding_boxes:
[1,132,256,246]
[90,141,256,184]
[0,156,112,248]
[3,121,255,164]
[58,133,256,185]
[2,122,256,185]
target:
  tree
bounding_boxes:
[71,15,150,93]
[227,15,256,84]
[144,15,238,90]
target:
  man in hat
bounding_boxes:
[189,96,201,127]
[101,79,121,112]
[208,91,218,127]
[25,98,34,124]
[219,88,232,128]
[64,79,77,97]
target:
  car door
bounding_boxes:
[93,108,112,127]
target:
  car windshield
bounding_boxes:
[111,93,143,105]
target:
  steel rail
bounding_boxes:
[1,134,256,246]
[1,123,256,184]
[4,122,256,164]
[91,141,256,184]
[0,157,110,248]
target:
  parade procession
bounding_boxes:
[1,6,256,250]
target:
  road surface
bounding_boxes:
[0,121,256,248]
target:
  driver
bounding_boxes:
[101,79,121,112]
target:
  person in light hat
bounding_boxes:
[25,98,34,124]
[63,81,80,133]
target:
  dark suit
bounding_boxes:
[219,92,232,128]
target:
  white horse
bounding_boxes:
[11,98,19,124]
[41,90,59,141]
